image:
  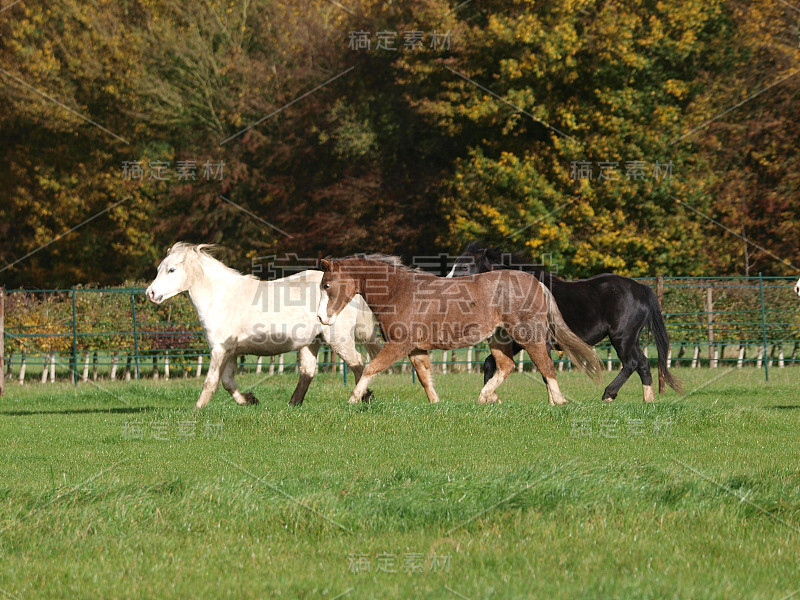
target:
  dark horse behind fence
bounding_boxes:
[448,242,682,402]
[316,255,602,406]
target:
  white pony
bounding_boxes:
[795,277,800,298]
[146,243,381,408]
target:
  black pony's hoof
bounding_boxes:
[602,395,615,403]
[288,396,304,406]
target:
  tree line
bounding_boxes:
[1,0,798,289]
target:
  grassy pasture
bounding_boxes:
[0,367,798,599]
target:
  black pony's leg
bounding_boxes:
[602,339,639,402]
[634,346,655,402]
[485,341,524,384]
[483,355,497,385]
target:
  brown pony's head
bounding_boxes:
[316,259,359,326]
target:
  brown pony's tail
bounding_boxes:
[542,286,602,383]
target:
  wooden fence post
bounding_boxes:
[0,287,4,397]
[758,273,769,382]
[706,286,716,368]
[71,287,78,385]
[656,275,665,392]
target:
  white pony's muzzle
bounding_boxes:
[316,289,337,326]
[146,286,163,304]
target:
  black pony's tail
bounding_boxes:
[647,290,683,395]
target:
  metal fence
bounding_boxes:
[1,275,798,389]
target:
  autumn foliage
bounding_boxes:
[1,0,798,287]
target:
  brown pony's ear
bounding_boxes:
[319,258,333,272]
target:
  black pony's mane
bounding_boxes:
[462,241,554,277]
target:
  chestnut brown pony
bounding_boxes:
[316,255,601,405]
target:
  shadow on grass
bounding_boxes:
[0,407,158,417]
[764,405,800,410]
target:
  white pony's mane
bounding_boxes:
[168,242,257,280]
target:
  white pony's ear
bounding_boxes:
[194,244,216,256]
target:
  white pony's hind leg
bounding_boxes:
[221,356,257,405]
[289,342,320,406]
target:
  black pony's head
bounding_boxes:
[447,241,537,278]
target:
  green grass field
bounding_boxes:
[1,367,799,599]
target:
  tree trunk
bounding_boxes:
[737,343,745,369]
[691,345,699,369]
[607,348,613,371]
[152,355,159,379]
[196,355,203,377]
[466,346,473,374]
[49,354,56,382]
[278,354,284,374]
[110,352,118,380]
[269,355,274,376]
[125,355,132,381]
[256,355,263,374]
[164,351,170,380]
[756,346,764,369]
[41,355,49,383]
[778,344,784,368]
[676,344,686,368]
[92,351,99,381]
[442,350,448,374]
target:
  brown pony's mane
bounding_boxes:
[335,254,424,274]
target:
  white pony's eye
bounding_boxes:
[168,267,176,274]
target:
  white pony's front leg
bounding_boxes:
[196,346,230,409]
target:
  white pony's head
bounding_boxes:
[795,277,800,298]
[146,243,213,304]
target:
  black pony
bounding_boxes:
[448,242,682,402]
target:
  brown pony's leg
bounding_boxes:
[477,340,515,404]
[347,343,409,404]
[408,350,440,403]
[524,340,568,405]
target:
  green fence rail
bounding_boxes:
[1,275,799,385]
